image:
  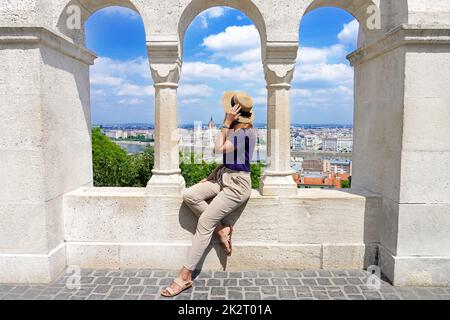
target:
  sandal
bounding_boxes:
[161,277,193,298]
[220,225,233,256]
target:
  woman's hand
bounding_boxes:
[223,104,242,127]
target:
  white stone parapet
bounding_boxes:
[62,187,381,271]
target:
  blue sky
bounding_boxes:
[87,6,358,126]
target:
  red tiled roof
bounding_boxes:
[293,173,350,188]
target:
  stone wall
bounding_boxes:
[0,27,95,283]
[63,188,380,271]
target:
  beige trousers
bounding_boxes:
[182,166,252,271]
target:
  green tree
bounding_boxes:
[180,157,264,189]
[92,128,154,187]
[341,179,351,189]
[132,146,154,186]
[180,156,218,188]
[92,128,129,187]
[250,163,264,189]
[121,146,154,187]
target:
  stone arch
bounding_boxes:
[292,0,379,194]
[301,0,382,46]
[304,0,378,20]
[178,0,267,58]
[56,0,145,45]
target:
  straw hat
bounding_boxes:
[222,91,254,124]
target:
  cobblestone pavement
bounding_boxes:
[1,269,449,300]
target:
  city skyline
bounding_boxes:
[93,120,354,128]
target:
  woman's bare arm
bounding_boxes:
[214,104,241,154]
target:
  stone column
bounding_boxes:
[146,41,185,195]
[0,27,96,283]
[349,25,450,287]
[259,43,298,196]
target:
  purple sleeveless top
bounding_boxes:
[223,128,257,173]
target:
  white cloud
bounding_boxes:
[205,7,226,18]
[179,84,214,97]
[182,62,228,80]
[90,75,124,87]
[237,61,264,80]
[292,18,356,106]
[256,88,266,96]
[90,56,155,105]
[297,45,346,65]
[312,86,353,98]
[253,96,267,105]
[320,85,353,96]
[292,20,360,87]
[118,98,145,106]
[181,61,263,83]
[182,25,263,88]
[294,44,353,84]
[180,98,202,105]
[92,57,150,81]
[292,85,353,108]
[117,84,155,97]
[229,48,261,62]
[91,89,106,96]
[338,19,359,46]
[291,23,356,113]
[202,25,260,52]
[295,63,354,83]
[292,89,313,97]
[198,7,227,28]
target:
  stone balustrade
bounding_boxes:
[63,188,380,273]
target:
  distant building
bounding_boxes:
[103,130,127,139]
[178,129,190,144]
[291,135,304,150]
[208,115,216,130]
[337,137,353,152]
[207,116,218,147]
[194,122,203,149]
[103,130,116,139]
[291,162,303,174]
[304,134,321,150]
[330,160,352,175]
[302,159,330,173]
[323,137,338,151]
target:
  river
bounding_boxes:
[115,141,152,154]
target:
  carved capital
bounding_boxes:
[147,41,181,85]
[264,64,295,87]
[263,42,298,86]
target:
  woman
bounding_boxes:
[161,92,258,297]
